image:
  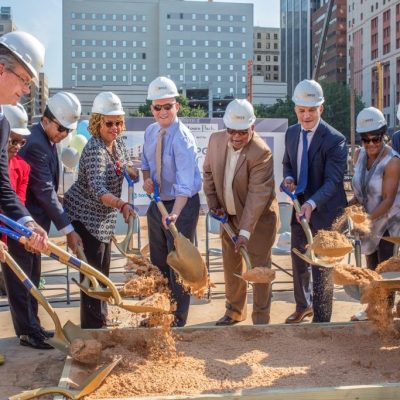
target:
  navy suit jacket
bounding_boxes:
[0,115,30,220]
[19,123,70,233]
[282,119,347,229]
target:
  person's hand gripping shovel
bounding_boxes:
[112,166,141,257]
[210,211,275,284]
[0,214,169,314]
[147,182,208,293]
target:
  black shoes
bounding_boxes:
[19,332,54,350]
[40,328,54,338]
[215,315,239,326]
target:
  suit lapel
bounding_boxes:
[292,127,301,179]
[308,122,325,162]
[233,149,246,179]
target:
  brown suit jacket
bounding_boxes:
[203,130,278,238]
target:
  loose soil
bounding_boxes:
[332,205,371,235]
[242,267,276,283]
[68,325,400,399]
[376,256,400,273]
[311,230,352,258]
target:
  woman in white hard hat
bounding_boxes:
[350,107,400,321]
[64,92,137,329]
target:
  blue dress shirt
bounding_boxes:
[142,119,202,200]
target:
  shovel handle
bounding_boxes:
[155,200,179,238]
[3,250,67,344]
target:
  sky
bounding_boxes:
[3,0,280,87]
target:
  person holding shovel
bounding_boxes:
[0,31,49,363]
[203,99,279,325]
[282,79,347,324]
[142,76,202,327]
[64,92,137,329]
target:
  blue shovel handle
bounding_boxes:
[0,214,32,238]
[0,226,22,241]
[209,211,228,224]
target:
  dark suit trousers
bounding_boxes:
[291,222,334,323]
[72,220,111,329]
[147,194,200,327]
[1,238,41,336]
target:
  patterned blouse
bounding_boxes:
[64,135,129,242]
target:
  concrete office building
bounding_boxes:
[0,6,15,34]
[280,0,321,95]
[253,27,281,82]
[62,0,253,100]
[348,0,400,129]
[311,0,347,83]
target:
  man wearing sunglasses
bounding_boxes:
[282,80,347,325]
[203,99,278,326]
[142,76,202,327]
[16,92,83,348]
[0,31,49,363]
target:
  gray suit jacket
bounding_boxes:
[19,122,70,233]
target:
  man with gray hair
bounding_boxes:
[0,31,48,364]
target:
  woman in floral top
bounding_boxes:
[64,92,137,329]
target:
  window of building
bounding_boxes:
[274,56,278,62]
[192,63,196,69]
[142,53,146,59]
[217,64,221,70]
[72,39,76,45]
[241,16,246,22]
[92,75,96,81]
[229,41,233,47]
[179,25,183,31]
[112,63,116,70]
[217,76,221,81]
[257,43,261,49]
[217,26,221,32]
[242,27,246,33]
[71,24,76,31]
[217,14,221,21]
[217,40,221,47]
[102,63,106,69]
[192,75,196,81]
[257,33,261,39]
[229,65,234,70]
[102,75,106,81]
[192,51,196,57]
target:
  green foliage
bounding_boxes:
[253,82,365,140]
[129,96,207,118]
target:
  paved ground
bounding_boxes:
[0,216,363,398]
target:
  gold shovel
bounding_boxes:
[0,215,169,314]
[112,168,141,256]
[149,188,208,292]
[8,356,121,400]
[1,248,90,354]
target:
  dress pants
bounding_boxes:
[291,222,333,323]
[147,194,200,327]
[221,215,275,324]
[1,238,42,336]
[72,220,111,329]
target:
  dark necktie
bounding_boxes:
[295,129,309,195]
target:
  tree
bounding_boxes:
[130,95,207,118]
[253,82,364,140]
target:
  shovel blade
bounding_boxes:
[167,233,208,284]
[47,336,71,354]
[63,320,92,342]
[78,357,121,397]
[382,237,400,245]
[292,248,334,268]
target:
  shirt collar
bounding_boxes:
[301,119,320,134]
[227,140,244,154]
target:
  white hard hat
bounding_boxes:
[147,76,179,101]
[397,103,400,122]
[47,92,81,130]
[0,31,45,81]
[91,92,125,116]
[3,103,30,136]
[356,107,387,134]
[223,99,256,130]
[292,79,324,107]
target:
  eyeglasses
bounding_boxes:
[6,68,31,88]
[152,103,176,112]
[50,119,70,133]
[227,128,250,136]
[9,138,27,147]
[104,120,124,128]
[361,136,382,144]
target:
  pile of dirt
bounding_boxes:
[311,230,352,258]
[376,256,400,273]
[242,267,276,283]
[333,264,382,286]
[69,338,102,365]
[82,325,400,399]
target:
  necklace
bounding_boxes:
[103,141,122,177]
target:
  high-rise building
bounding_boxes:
[348,1,400,128]
[280,0,321,96]
[311,0,347,83]
[253,27,281,82]
[0,7,15,35]
[62,0,253,99]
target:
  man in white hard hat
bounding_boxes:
[142,76,202,327]
[16,92,82,348]
[391,103,400,153]
[203,99,278,325]
[282,79,347,324]
[0,31,47,364]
